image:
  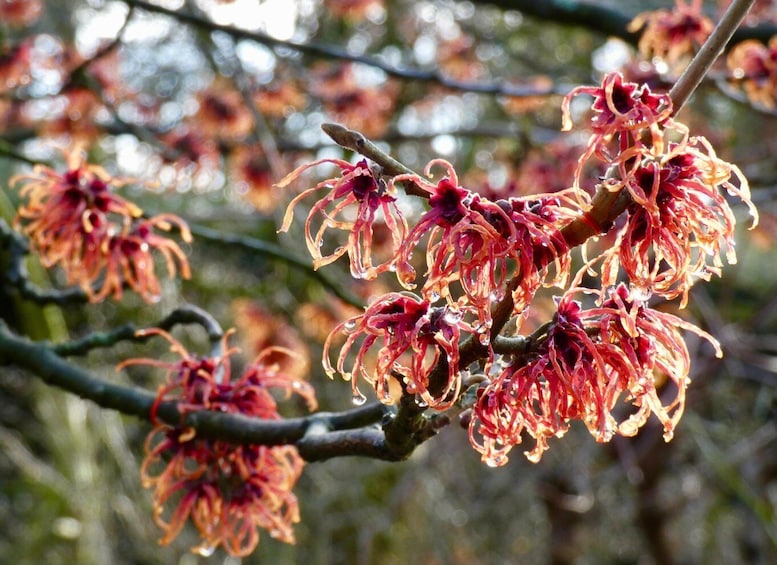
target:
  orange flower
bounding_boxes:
[41,87,106,144]
[196,84,253,140]
[310,63,397,138]
[119,329,316,556]
[232,299,310,378]
[93,215,192,303]
[253,82,307,118]
[628,0,713,71]
[161,126,221,171]
[726,37,777,109]
[436,34,483,81]
[12,149,191,303]
[230,146,278,214]
[0,40,32,94]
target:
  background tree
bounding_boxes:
[1,0,777,563]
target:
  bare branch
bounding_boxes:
[0,319,395,460]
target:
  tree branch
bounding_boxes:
[0,319,394,460]
[51,304,223,357]
[121,0,568,100]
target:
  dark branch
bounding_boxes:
[0,319,394,460]
[122,0,569,99]
[52,304,223,357]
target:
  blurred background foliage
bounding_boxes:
[2,0,777,563]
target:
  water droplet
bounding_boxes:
[443,308,463,324]
[388,263,397,272]
[489,290,504,302]
[343,319,357,332]
[631,286,652,302]
[195,545,215,557]
[485,454,506,467]
[415,394,428,408]
[352,391,367,405]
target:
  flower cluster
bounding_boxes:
[462,72,755,465]
[12,150,192,302]
[283,72,754,466]
[563,72,758,304]
[282,156,574,408]
[628,0,713,72]
[726,37,777,110]
[469,285,721,465]
[119,329,316,557]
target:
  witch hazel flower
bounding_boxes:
[628,0,713,71]
[323,292,472,409]
[505,195,574,319]
[119,329,316,557]
[278,158,407,279]
[561,72,674,192]
[11,149,192,303]
[91,215,193,303]
[469,285,721,465]
[391,160,535,329]
[592,284,721,440]
[726,37,777,110]
[600,133,758,306]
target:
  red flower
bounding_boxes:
[12,149,192,303]
[119,330,316,556]
[393,161,508,295]
[92,215,192,303]
[469,286,721,465]
[323,292,470,408]
[561,72,673,192]
[600,135,758,305]
[278,158,407,279]
[505,195,573,321]
[392,160,573,330]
